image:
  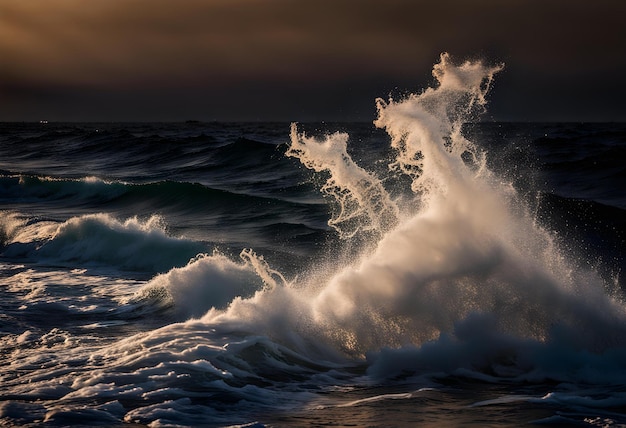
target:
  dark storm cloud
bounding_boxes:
[1,0,625,121]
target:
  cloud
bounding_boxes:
[1,0,625,120]
[0,1,462,87]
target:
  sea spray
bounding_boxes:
[0,211,27,247]
[283,53,626,356]
[375,53,501,196]
[287,125,398,239]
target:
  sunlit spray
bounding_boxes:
[283,53,626,356]
[154,52,626,362]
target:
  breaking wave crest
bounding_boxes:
[1,212,207,273]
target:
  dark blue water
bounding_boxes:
[2,57,626,427]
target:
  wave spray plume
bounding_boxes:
[286,53,626,357]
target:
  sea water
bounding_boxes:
[1,54,626,427]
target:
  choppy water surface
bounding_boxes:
[1,54,626,427]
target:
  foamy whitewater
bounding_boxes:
[2,54,626,426]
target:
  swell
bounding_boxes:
[463,122,626,209]
[0,175,331,276]
[0,174,327,226]
[0,122,291,182]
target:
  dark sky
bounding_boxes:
[1,0,625,122]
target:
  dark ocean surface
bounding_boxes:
[2,59,626,427]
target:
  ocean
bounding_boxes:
[1,57,626,427]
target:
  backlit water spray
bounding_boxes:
[279,53,626,357]
[133,53,626,363]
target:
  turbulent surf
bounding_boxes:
[2,54,626,427]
